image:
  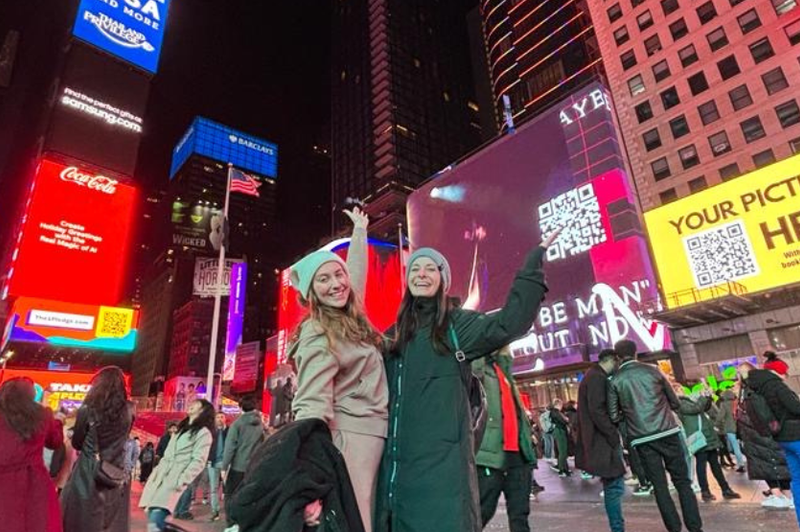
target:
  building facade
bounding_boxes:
[586,0,800,210]
[481,0,604,129]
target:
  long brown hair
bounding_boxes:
[84,366,129,429]
[292,288,383,349]
[391,284,457,356]
[0,377,47,440]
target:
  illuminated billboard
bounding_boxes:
[276,239,403,364]
[223,262,247,381]
[408,82,670,374]
[170,117,278,179]
[644,154,800,309]
[72,0,171,74]
[6,297,139,352]
[4,159,137,305]
[193,258,244,297]
[0,369,129,411]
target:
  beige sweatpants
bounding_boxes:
[332,429,385,532]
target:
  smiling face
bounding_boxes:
[408,257,442,297]
[311,261,351,309]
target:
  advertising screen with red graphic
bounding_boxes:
[5,158,137,306]
[408,82,670,375]
[0,368,130,411]
[276,240,404,364]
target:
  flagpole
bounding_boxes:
[398,223,406,292]
[206,163,232,409]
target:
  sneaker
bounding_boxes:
[549,464,560,473]
[762,495,784,509]
[701,491,716,502]
[624,477,640,486]
[633,485,652,496]
[531,483,545,494]
[580,471,594,480]
[202,498,209,505]
[558,470,572,478]
[691,483,702,494]
[722,490,741,500]
[209,511,220,522]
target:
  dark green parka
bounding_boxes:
[374,247,548,532]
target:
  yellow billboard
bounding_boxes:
[644,154,800,308]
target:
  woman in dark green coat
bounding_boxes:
[374,233,556,532]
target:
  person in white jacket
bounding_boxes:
[139,399,215,532]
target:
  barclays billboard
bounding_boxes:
[72,0,171,74]
[170,117,279,179]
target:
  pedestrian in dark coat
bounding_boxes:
[374,232,556,532]
[549,400,571,476]
[0,377,65,532]
[61,367,133,532]
[575,350,626,532]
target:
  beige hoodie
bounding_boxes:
[289,227,389,438]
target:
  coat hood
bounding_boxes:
[242,410,263,426]
[745,368,782,392]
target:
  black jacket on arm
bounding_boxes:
[575,365,625,479]
[608,360,681,446]
[228,419,364,532]
[746,369,800,442]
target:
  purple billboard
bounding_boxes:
[222,262,246,381]
[407,82,670,377]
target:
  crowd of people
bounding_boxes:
[1,207,799,532]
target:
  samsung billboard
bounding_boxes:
[170,117,278,179]
[72,0,171,74]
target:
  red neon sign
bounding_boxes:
[5,158,137,305]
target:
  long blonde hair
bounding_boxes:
[292,288,383,349]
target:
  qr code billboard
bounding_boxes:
[538,182,607,261]
[683,220,759,289]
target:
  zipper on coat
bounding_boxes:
[388,358,404,511]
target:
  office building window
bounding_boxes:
[786,19,800,45]
[790,136,800,154]
[772,0,797,15]
[635,101,654,123]
[659,188,678,204]
[614,26,630,46]
[737,9,762,34]
[776,100,800,128]
[660,86,680,109]
[749,38,775,64]
[688,72,709,95]
[653,59,671,82]
[628,75,646,96]
[719,162,740,180]
[730,0,746,5]
[608,3,623,23]
[707,27,729,51]
[621,50,637,70]
[645,34,663,56]
[696,2,718,24]
[670,19,689,40]
[644,128,663,151]
[670,115,690,138]
[753,149,776,167]
[740,116,766,142]
[698,100,720,125]
[652,157,672,180]
[662,0,680,15]
[729,84,752,111]
[709,130,732,155]
[632,0,647,7]
[638,10,655,31]
[717,55,740,80]
[679,145,701,169]
[679,45,699,67]
[762,67,789,95]
[689,175,708,192]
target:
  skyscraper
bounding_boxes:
[331,0,483,238]
[481,0,603,129]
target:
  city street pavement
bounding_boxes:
[130,460,799,531]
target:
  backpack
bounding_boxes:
[539,410,554,434]
[140,448,154,464]
[740,386,782,438]
[448,324,487,453]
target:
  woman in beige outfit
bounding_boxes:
[139,399,214,531]
[288,207,388,532]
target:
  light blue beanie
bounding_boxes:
[407,247,452,292]
[290,251,348,299]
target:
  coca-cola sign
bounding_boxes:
[59,166,118,194]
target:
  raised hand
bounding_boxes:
[542,225,564,248]
[343,206,369,230]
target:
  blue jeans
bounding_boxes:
[726,433,745,466]
[208,463,222,513]
[147,508,169,532]
[779,440,800,526]
[602,476,625,532]
[174,478,197,516]
[543,432,554,459]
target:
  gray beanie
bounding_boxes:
[407,247,451,292]
[290,251,348,299]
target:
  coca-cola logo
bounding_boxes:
[59,167,118,195]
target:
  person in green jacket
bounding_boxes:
[373,229,558,532]
[474,346,537,532]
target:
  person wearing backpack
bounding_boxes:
[539,408,555,462]
[740,356,800,523]
[473,346,537,532]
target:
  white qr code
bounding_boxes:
[683,220,759,289]
[538,183,607,261]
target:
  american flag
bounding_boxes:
[229,168,261,197]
